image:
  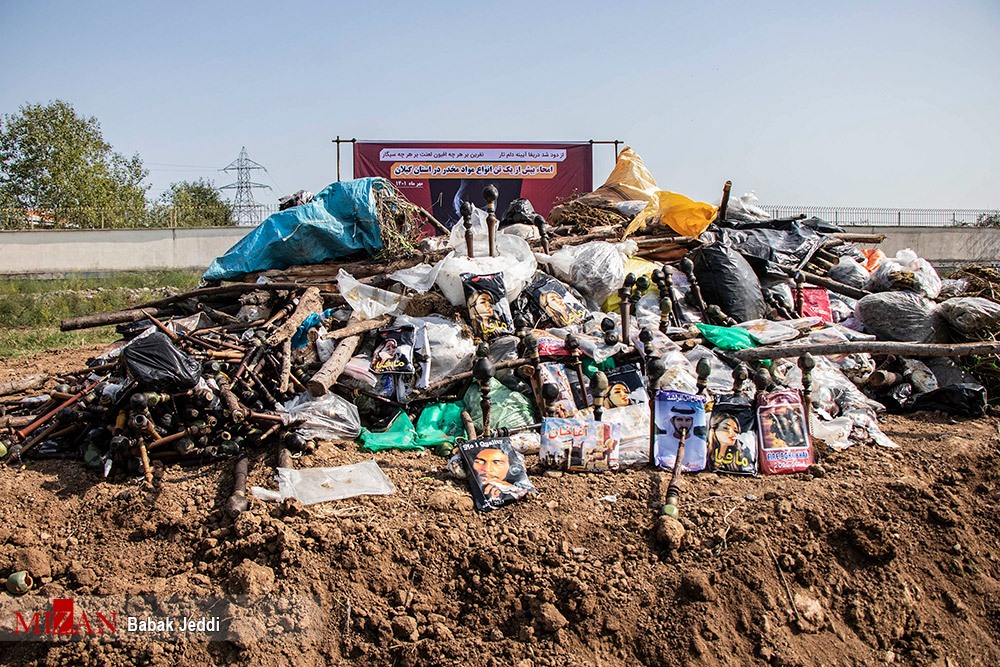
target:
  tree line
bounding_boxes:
[0,100,235,229]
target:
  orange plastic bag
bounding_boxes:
[861,248,886,272]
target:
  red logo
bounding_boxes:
[12,599,117,636]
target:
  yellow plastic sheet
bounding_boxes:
[624,191,717,239]
[601,256,661,312]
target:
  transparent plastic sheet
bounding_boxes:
[415,401,465,449]
[604,403,650,466]
[843,408,899,449]
[723,190,772,223]
[937,278,970,299]
[683,345,734,394]
[279,391,362,441]
[395,314,475,386]
[828,256,870,290]
[804,327,876,384]
[436,224,537,306]
[389,258,448,293]
[865,248,942,299]
[736,319,800,345]
[782,356,885,417]
[337,269,408,320]
[937,297,1000,339]
[463,378,536,433]
[543,241,635,309]
[251,460,396,506]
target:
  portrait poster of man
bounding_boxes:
[525,272,590,328]
[653,390,708,472]
[540,417,621,473]
[458,437,537,511]
[756,388,814,475]
[708,395,758,476]
[461,272,515,340]
[370,326,416,375]
[600,364,649,409]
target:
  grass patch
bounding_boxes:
[0,270,201,328]
[0,270,200,358]
[0,326,118,360]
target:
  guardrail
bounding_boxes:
[761,205,999,227]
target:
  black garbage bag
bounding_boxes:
[501,198,539,226]
[911,383,988,417]
[689,242,766,322]
[122,331,202,391]
[714,221,824,276]
[855,292,948,343]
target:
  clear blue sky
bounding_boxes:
[1,0,997,208]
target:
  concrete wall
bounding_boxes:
[0,227,253,276]
[1,225,999,276]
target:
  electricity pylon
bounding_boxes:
[220,147,271,226]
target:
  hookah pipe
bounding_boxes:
[461,201,475,259]
[483,185,499,258]
[661,359,712,519]
[472,343,495,437]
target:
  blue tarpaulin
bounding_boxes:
[203,178,388,281]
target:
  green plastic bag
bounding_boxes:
[359,411,420,452]
[464,378,536,433]
[582,356,616,378]
[696,323,760,351]
[415,401,466,449]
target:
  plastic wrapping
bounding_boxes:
[803,327,875,384]
[865,248,942,299]
[437,224,538,306]
[254,460,396,506]
[604,403,650,466]
[544,241,634,308]
[280,391,362,441]
[696,324,758,351]
[122,331,202,391]
[463,378,536,433]
[937,297,1000,339]
[756,389,813,475]
[359,411,420,451]
[462,272,515,340]
[828,256,870,290]
[683,345,734,394]
[856,291,947,343]
[389,258,447,293]
[653,391,708,472]
[736,319,800,345]
[689,242,766,323]
[338,269,408,320]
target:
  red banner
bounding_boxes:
[353,141,592,227]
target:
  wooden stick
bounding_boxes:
[827,233,887,244]
[307,334,361,396]
[320,315,390,341]
[773,264,870,300]
[266,287,324,347]
[730,340,1000,362]
[420,357,528,395]
[0,375,46,398]
[60,307,172,332]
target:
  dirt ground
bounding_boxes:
[2,345,1000,666]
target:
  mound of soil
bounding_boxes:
[2,347,1000,666]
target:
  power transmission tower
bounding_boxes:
[220,147,271,226]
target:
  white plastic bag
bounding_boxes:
[543,241,636,308]
[389,257,448,293]
[865,249,942,299]
[279,391,362,440]
[337,269,408,320]
[394,314,475,386]
[436,233,537,307]
[252,460,396,505]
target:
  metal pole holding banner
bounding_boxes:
[590,139,625,161]
[331,136,357,182]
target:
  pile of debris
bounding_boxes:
[3,150,1000,519]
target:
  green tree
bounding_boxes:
[0,100,148,228]
[153,179,234,227]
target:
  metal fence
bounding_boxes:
[761,205,999,227]
[0,204,280,230]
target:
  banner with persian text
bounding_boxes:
[353,142,593,227]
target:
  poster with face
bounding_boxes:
[603,403,650,467]
[458,437,538,511]
[601,364,649,409]
[370,326,416,375]
[540,417,621,473]
[653,390,708,472]
[757,389,813,475]
[526,273,590,328]
[709,395,758,476]
[462,272,515,340]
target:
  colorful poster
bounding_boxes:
[540,417,621,472]
[353,142,593,226]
